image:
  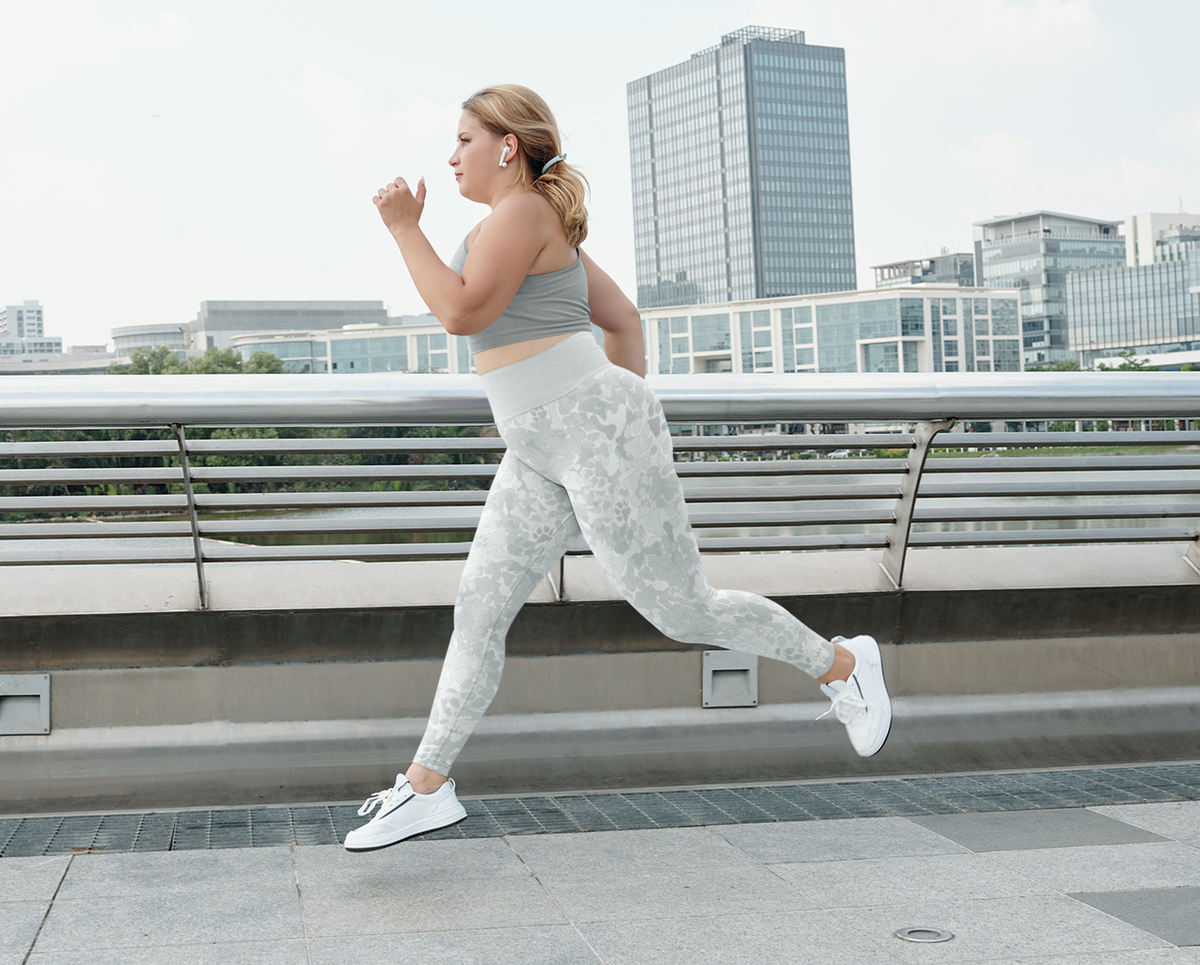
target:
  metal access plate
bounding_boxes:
[0,674,50,735]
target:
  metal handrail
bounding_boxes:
[5,371,1200,427]
[3,374,1200,605]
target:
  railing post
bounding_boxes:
[1187,533,1200,577]
[545,555,565,602]
[171,424,208,609]
[880,418,956,589]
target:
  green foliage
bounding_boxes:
[108,345,285,375]
[1049,421,1076,432]
[1096,349,1156,372]
[1025,359,1081,372]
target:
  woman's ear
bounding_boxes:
[499,134,520,169]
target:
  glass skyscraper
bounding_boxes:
[628,26,857,310]
[973,211,1124,367]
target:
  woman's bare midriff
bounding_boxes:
[472,333,577,374]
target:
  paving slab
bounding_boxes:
[27,941,310,964]
[773,851,1053,908]
[298,874,566,938]
[0,901,49,963]
[56,847,297,899]
[982,951,1200,964]
[990,842,1200,893]
[1072,887,1200,947]
[538,863,814,923]
[576,909,900,965]
[33,891,304,953]
[0,855,69,901]
[832,894,1172,963]
[910,808,1169,852]
[1092,802,1200,847]
[293,836,530,887]
[308,925,603,965]
[714,814,969,863]
[505,826,752,876]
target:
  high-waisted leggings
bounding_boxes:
[413,333,835,775]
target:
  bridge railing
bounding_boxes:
[3,371,1199,606]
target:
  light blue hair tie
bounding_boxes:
[540,154,566,175]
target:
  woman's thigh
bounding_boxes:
[455,448,581,633]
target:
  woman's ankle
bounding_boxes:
[405,763,449,794]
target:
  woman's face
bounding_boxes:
[449,111,507,201]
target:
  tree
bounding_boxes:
[1096,349,1155,372]
[108,345,182,374]
[1026,359,1081,372]
[245,351,285,374]
[108,345,284,374]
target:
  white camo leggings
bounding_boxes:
[412,334,836,775]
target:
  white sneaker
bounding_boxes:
[819,635,892,757]
[343,774,467,852]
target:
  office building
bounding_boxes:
[640,287,1022,376]
[0,300,64,356]
[231,314,470,375]
[1125,212,1200,266]
[112,301,403,361]
[1067,247,1200,369]
[974,211,1124,367]
[872,252,974,289]
[628,26,856,309]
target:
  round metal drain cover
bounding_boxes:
[895,927,954,943]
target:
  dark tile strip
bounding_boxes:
[4,763,1199,857]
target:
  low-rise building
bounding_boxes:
[640,287,1022,375]
[872,252,974,289]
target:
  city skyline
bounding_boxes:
[3,0,1199,348]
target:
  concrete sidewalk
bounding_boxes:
[4,796,1200,964]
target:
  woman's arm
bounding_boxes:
[581,250,645,378]
[374,179,550,336]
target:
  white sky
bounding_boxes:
[3,0,1199,349]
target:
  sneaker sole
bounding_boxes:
[850,636,892,758]
[343,804,468,853]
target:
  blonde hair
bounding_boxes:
[462,85,588,247]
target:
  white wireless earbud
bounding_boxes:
[499,146,510,168]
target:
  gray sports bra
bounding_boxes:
[449,237,592,355]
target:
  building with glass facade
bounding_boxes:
[973,211,1124,367]
[1125,212,1200,266]
[231,316,477,375]
[640,287,1022,376]
[872,252,974,289]
[628,26,856,310]
[1067,247,1200,369]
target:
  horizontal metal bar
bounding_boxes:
[0,521,193,539]
[0,547,198,565]
[0,495,189,512]
[935,431,1200,448]
[669,434,916,451]
[6,501,1195,542]
[0,440,178,458]
[921,479,1200,498]
[196,491,490,510]
[923,455,1200,473]
[200,542,477,562]
[913,504,1200,523]
[7,371,1200,428]
[908,527,1197,547]
[0,468,182,485]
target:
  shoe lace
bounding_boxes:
[357,786,399,817]
[816,687,867,725]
